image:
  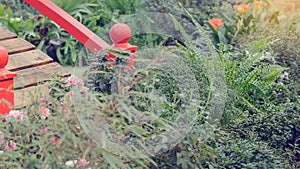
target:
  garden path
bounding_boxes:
[0,27,69,108]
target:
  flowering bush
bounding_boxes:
[0,70,191,168]
[205,1,276,44]
[0,74,94,168]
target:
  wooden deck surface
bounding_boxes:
[0,27,68,108]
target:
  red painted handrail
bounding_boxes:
[0,46,17,115]
[0,1,139,113]
[24,0,110,51]
[24,0,138,69]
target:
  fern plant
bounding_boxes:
[169,4,228,126]
[169,5,286,125]
[220,38,287,124]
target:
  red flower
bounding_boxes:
[208,18,224,30]
[253,1,262,8]
[234,4,250,14]
[53,135,59,146]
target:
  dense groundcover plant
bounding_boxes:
[234,0,300,160]
[235,21,300,163]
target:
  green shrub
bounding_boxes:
[228,101,300,154]
[232,22,300,165]
[215,134,291,169]
[149,125,293,169]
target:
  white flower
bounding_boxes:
[65,160,77,167]
[7,110,24,121]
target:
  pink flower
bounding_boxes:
[61,103,71,113]
[7,110,24,121]
[77,79,84,88]
[66,75,84,87]
[68,90,75,102]
[38,96,49,105]
[78,158,90,168]
[39,127,49,135]
[66,75,78,87]
[80,87,89,97]
[4,140,17,151]
[30,105,36,113]
[39,107,51,120]
[65,75,88,98]
[39,128,43,135]
[0,131,4,145]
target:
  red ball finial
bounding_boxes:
[0,46,8,69]
[109,23,132,45]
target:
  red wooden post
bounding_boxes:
[0,46,17,115]
[109,23,138,70]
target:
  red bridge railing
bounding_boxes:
[24,0,109,51]
[23,0,138,67]
[0,0,138,115]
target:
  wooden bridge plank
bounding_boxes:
[0,28,17,40]
[0,38,35,54]
[0,27,70,109]
[15,84,48,108]
[6,49,53,71]
[14,62,66,89]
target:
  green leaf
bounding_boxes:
[250,36,271,52]
[0,5,5,17]
[56,47,69,66]
[102,151,124,169]
[218,31,228,44]
[7,7,13,18]
[269,11,279,24]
